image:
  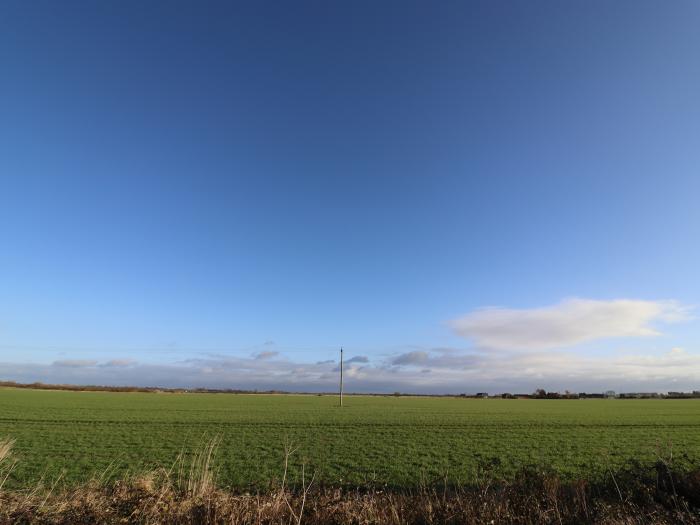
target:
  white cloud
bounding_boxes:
[449,298,691,350]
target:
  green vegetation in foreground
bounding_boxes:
[1,388,700,489]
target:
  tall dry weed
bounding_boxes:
[0,438,16,492]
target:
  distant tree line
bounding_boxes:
[0,380,290,395]
[1,380,700,398]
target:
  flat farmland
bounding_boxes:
[1,388,700,489]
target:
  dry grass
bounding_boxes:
[0,438,699,524]
[0,438,16,493]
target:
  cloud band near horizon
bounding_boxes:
[0,298,696,394]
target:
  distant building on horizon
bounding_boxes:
[618,392,661,399]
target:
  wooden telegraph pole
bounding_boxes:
[339,347,344,407]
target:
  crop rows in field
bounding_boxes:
[1,388,700,488]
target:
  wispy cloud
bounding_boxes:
[254,351,279,360]
[391,351,428,365]
[101,359,137,368]
[449,298,691,350]
[346,355,369,364]
[390,348,480,369]
[52,359,98,368]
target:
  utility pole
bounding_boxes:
[339,347,344,407]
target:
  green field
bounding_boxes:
[2,388,700,489]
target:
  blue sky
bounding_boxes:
[1,1,700,393]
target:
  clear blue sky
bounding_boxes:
[1,1,699,392]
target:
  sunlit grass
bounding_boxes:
[1,388,699,488]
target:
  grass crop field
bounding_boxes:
[2,387,700,489]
